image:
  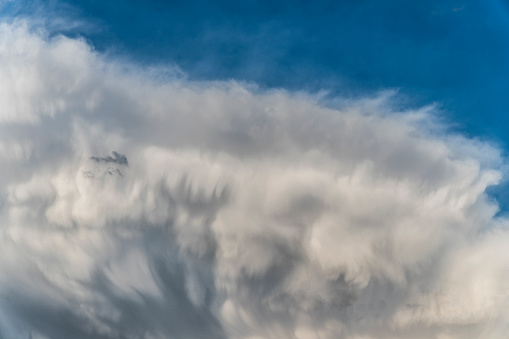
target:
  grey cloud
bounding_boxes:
[0,21,508,339]
[90,151,129,167]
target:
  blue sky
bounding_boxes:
[2,1,509,338]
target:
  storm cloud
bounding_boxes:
[0,21,509,339]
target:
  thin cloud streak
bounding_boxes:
[0,21,508,338]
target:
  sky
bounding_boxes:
[1,0,509,338]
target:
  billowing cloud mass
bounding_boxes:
[1,21,509,339]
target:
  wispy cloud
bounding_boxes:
[90,151,129,166]
[0,21,508,339]
[452,4,466,12]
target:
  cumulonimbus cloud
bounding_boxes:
[0,21,509,339]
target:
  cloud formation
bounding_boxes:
[0,21,509,339]
[90,151,128,167]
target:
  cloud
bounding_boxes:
[452,4,465,12]
[0,21,508,339]
[90,151,129,166]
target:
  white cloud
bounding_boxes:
[0,21,508,339]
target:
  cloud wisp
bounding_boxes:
[90,151,129,167]
[0,22,509,339]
